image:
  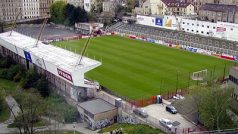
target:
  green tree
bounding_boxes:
[127,0,136,12]
[199,86,235,130]
[10,90,46,134]
[50,1,66,24]
[64,4,89,26]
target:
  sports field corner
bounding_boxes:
[54,35,236,100]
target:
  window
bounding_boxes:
[201,31,204,34]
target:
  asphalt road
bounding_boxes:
[142,103,196,133]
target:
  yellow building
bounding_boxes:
[133,0,195,16]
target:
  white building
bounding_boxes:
[22,0,40,19]
[67,0,84,7]
[0,0,23,22]
[136,15,238,42]
[84,0,96,12]
[0,0,41,22]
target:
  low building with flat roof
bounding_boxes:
[78,99,118,130]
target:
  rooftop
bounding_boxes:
[162,0,191,8]
[200,3,238,12]
[0,31,101,73]
[78,99,116,115]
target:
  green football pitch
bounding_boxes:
[54,35,235,100]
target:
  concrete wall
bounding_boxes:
[94,108,118,121]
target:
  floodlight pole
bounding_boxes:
[77,30,94,65]
[9,9,22,36]
[35,17,48,47]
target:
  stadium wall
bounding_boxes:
[136,15,238,42]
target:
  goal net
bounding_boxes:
[191,69,208,81]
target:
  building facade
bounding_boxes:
[187,0,214,13]
[40,0,54,17]
[162,0,195,16]
[67,0,84,7]
[21,0,40,19]
[78,99,118,130]
[199,3,238,24]
[84,0,96,12]
[102,1,116,13]
[214,0,238,5]
[0,0,23,22]
[0,0,50,22]
[133,0,195,16]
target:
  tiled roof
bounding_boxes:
[200,3,238,12]
[162,0,191,7]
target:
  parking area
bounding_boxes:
[142,103,196,131]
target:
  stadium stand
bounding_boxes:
[109,22,238,56]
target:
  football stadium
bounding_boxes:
[54,35,235,100]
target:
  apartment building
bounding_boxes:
[0,0,44,22]
[199,3,238,23]
[214,0,238,5]
[67,0,84,7]
[187,0,214,13]
[40,0,54,17]
[162,0,195,16]
[133,0,195,16]
[0,0,23,22]
[22,0,40,19]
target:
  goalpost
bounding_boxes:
[191,69,208,81]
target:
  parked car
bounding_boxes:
[166,105,177,114]
[159,118,173,131]
[133,108,148,118]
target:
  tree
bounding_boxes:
[9,89,46,134]
[127,0,136,12]
[199,86,235,130]
[50,1,66,24]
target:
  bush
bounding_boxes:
[5,65,21,80]
[0,56,15,68]
[46,94,78,123]
[36,78,49,97]
[0,69,8,79]
[20,69,39,89]
[13,72,22,82]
